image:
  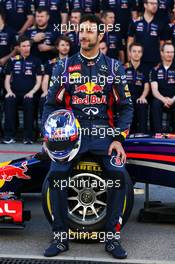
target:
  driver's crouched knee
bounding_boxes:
[106,167,126,189]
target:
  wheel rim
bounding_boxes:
[68,173,107,225]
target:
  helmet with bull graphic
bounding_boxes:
[43,109,81,162]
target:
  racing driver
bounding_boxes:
[42,14,133,259]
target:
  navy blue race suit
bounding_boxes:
[42,52,133,238]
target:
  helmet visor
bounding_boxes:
[46,138,79,152]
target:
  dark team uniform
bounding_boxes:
[156,0,174,24]
[0,64,4,135]
[66,31,80,56]
[167,22,175,46]
[101,0,134,40]
[42,52,133,241]
[26,25,60,64]
[132,0,144,13]
[125,61,149,133]
[0,0,35,32]
[0,25,17,93]
[103,31,124,59]
[0,25,17,134]
[4,55,43,140]
[128,16,169,72]
[150,63,175,132]
[0,26,17,58]
[44,57,59,76]
[68,0,100,13]
[34,0,69,26]
[40,56,60,117]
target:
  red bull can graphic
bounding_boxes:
[0,161,31,182]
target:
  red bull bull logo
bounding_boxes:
[74,82,103,95]
[0,161,31,183]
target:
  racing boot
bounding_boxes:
[44,232,69,257]
[105,238,127,259]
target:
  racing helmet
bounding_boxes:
[43,109,81,162]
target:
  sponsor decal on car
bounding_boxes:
[0,161,31,188]
[0,200,23,222]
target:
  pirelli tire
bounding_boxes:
[42,158,134,239]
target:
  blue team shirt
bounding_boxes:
[125,61,149,99]
[0,0,35,31]
[34,0,68,25]
[5,55,43,94]
[150,63,175,97]
[26,24,60,64]
[128,16,169,63]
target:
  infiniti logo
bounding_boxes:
[82,107,99,115]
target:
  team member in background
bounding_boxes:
[99,40,108,55]
[0,0,35,36]
[128,0,170,76]
[67,0,100,15]
[132,0,144,20]
[40,36,71,118]
[167,17,175,46]
[0,7,18,136]
[150,42,175,133]
[101,0,136,43]
[3,36,42,144]
[101,10,125,62]
[155,0,175,24]
[66,9,81,55]
[125,42,149,133]
[0,7,17,66]
[34,0,68,27]
[42,14,133,259]
[26,7,60,64]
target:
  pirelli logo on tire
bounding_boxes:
[74,162,102,172]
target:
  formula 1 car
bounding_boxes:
[0,134,175,235]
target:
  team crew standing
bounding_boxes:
[3,36,42,144]
[0,0,175,141]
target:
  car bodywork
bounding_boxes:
[0,136,175,228]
